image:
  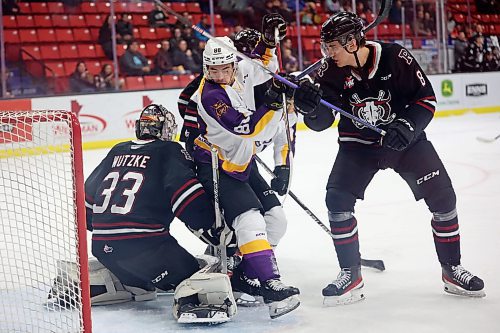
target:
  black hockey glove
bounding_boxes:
[294,81,323,115]
[381,118,416,151]
[263,77,285,110]
[262,13,287,47]
[271,165,290,196]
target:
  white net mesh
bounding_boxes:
[0,110,89,332]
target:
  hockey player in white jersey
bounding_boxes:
[191,13,300,319]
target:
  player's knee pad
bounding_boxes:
[264,206,287,247]
[326,188,356,212]
[425,186,456,214]
[232,208,268,246]
[47,259,84,309]
[173,271,237,321]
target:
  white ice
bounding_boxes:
[85,112,500,333]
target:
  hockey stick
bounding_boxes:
[254,155,385,271]
[476,134,500,143]
[153,0,385,137]
[211,147,227,274]
[275,28,293,200]
[295,0,393,81]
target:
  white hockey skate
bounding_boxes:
[322,266,365,306]
[442,264,485,298]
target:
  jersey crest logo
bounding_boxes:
[349,90,395,129]
[317,60,329,77]
[398,49,413,65]
[344,76,355,89]
[212,100,229,118]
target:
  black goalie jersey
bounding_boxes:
[84,140,214,241]
[307,41,437,147]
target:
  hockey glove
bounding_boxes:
[263,79,285,110]
[294,81,323,115]
[262,13,287,47]
[381,118,416,151]
[271,165,290,196]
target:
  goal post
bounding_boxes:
[0,110,92,332]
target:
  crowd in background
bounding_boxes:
[1,0,500,96]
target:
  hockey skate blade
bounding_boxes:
[443,282,486,298]
[268,295,300,319]
[234,292,264,307]
[323,287,365,307]
[177,311,230,324]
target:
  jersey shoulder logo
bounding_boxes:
[317,60,329,77]
[398,49,413,65]
[349,90,395,129]
[212,100,229,118]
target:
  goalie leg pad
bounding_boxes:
[173,271,237,323]
[88,257,134,305]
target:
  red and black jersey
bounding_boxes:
[84,140,214,240]
[308,41,437,147]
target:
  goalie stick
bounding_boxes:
[295,0,393,81]
[211,147,228,274]
[476,134,500,143]
[153,0,386,137]
[254,156,385,271]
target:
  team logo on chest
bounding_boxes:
[349,90,395,129]
[344,76,355,89]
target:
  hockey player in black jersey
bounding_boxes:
[292,11,485,305]
[83,104,236,323]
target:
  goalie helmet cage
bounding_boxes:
[0,110,92,332]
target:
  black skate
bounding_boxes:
[230,266,264,307]
[261,279,300,319]
[442,264,485,298]
[322,266,364,306]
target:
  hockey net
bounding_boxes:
[0,110,91,332]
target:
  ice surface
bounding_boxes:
[84,112,500,333]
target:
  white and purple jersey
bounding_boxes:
[192,41,283,181]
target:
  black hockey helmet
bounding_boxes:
[234,28,260,55]
[135,104,177,141]
[320,12,365,47]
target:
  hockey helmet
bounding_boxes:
[135,104,177,141]
[320,12,365,54]
[234,28,260,55]
[203,37,237,79]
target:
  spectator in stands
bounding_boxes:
[98,15,114,60]
[325,0,343,14]
[457,34,486,72]
[453,31,468,72]
[193,16,211,42]
[0,69,14,98]
[69,61,96,93]
[282,48,298,73]
[423,11,436,36]
[153,40,181,75]
[116,13,134,45]
[148,3,171,29]
[2,0,20,15]
[169,28,184,50]
[95,64,124,91]
[119,40,152,76]
[482,48,499,71]
[277,0,294,23]
[389,0,403,24]
[414,10,432,36]
[183,27,199,51]
[171,40,198,74]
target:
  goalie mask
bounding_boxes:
[320,12,365,57]
[135,104,177,141]
[203,37,237,84]
[234,28,260,55]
